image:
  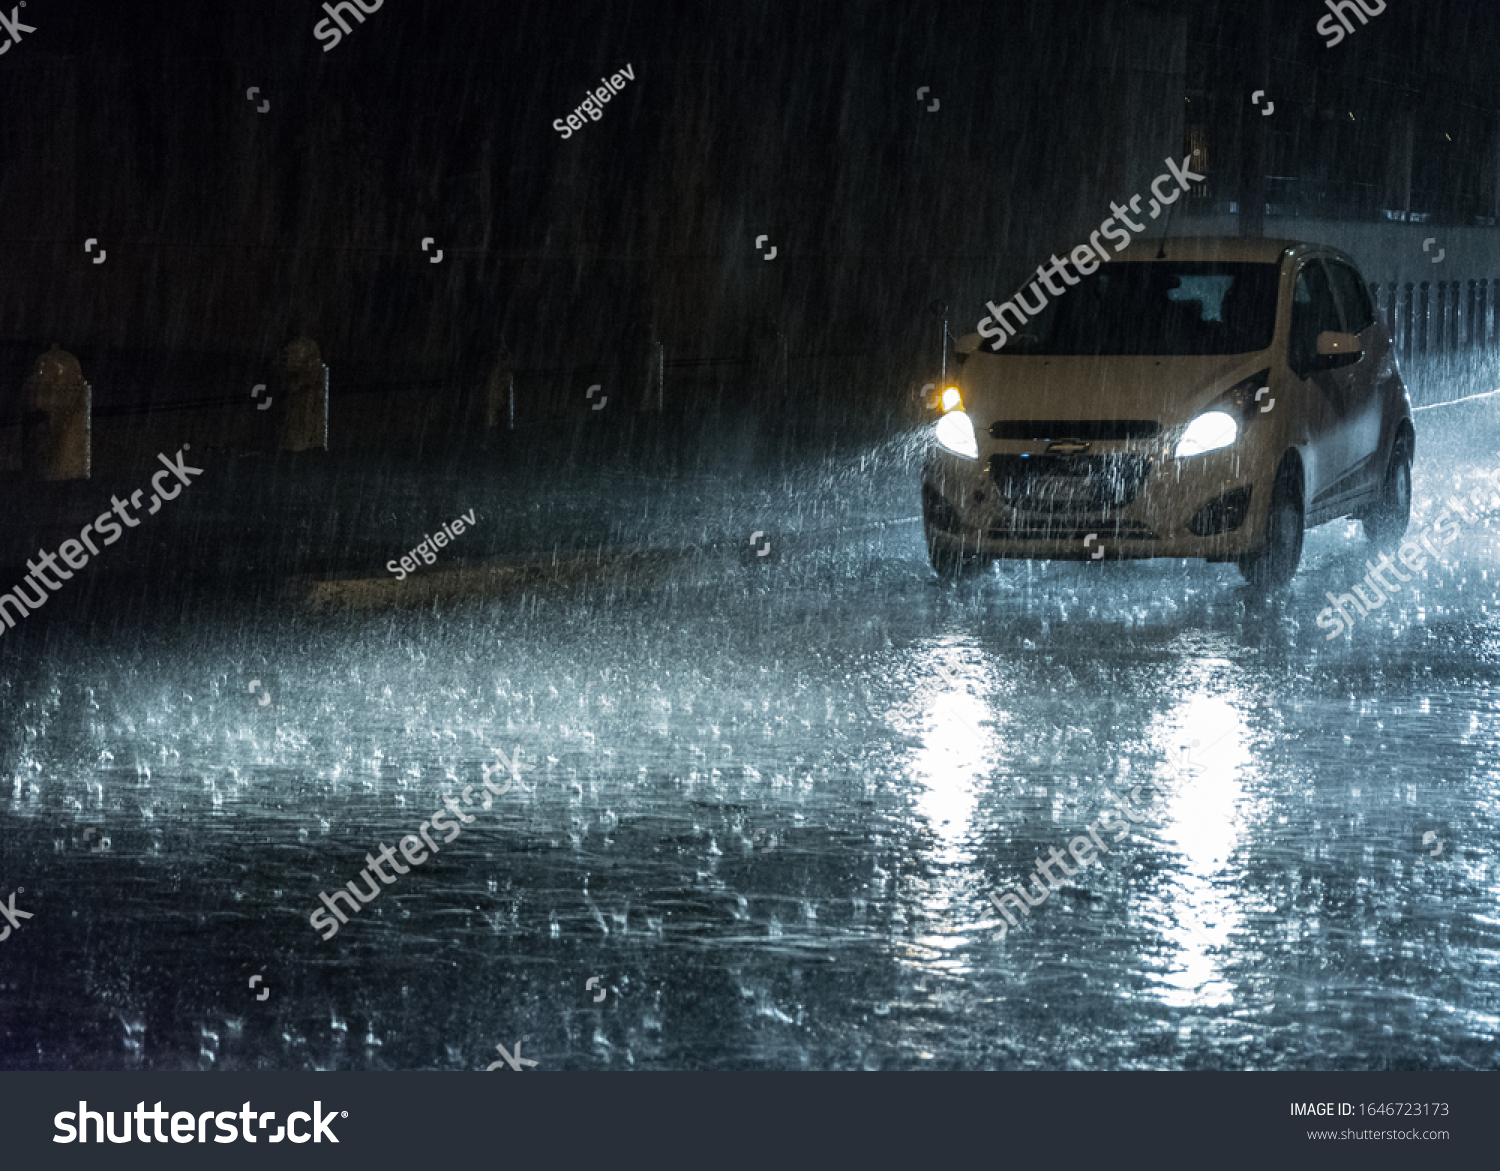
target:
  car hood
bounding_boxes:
[960,351,1270,430]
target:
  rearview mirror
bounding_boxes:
[1315,330,1362,369]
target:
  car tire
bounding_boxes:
[927,535,988,580]
[1362,437,1412,550]
[1238,458,1304,592]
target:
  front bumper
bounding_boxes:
[922,438,1270,562]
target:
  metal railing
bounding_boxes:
[1369,280,1500,363]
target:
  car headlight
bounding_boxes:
[934,410,978,460]
[1174,410,1238,458]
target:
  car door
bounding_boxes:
[1322,258,1386,501]
[1287,258,1359,513]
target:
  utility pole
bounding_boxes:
[1240,0,1271,238]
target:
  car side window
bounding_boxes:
[1289,261,1342,375]
[1325,261,1376,333]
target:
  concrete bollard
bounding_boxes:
[482,347,514,432]
[754,328,789,401]
[22,344,91,481]
[635,334,664,413]
[277,329,328,452]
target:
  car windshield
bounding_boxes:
[996,260,1281,356]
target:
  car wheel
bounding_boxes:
[1238,458,1304,592]
[927,535,988,580]
[1362,438,1412,550]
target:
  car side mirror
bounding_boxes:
[1315,330,1362,369]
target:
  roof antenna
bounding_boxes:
[1156,197,1176,259]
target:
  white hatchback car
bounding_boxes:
[922,237,1415,589]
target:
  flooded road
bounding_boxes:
[2,390,1499,1071]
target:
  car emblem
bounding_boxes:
[1046,440,1091,455]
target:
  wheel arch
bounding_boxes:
[1391,417,1416,464]
[1273,445,1309,532]
[1277,445,1307,496]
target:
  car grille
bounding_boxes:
[989,453,1154,512]
[988,419,1161,441]
[987,519,1158,541]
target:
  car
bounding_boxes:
[921,236,1415,590]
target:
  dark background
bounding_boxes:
[2,1,1499,1088]
[1,0,1499,408]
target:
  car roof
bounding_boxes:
[1110,236,1351,266]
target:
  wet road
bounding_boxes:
[2,384,1499,1071]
